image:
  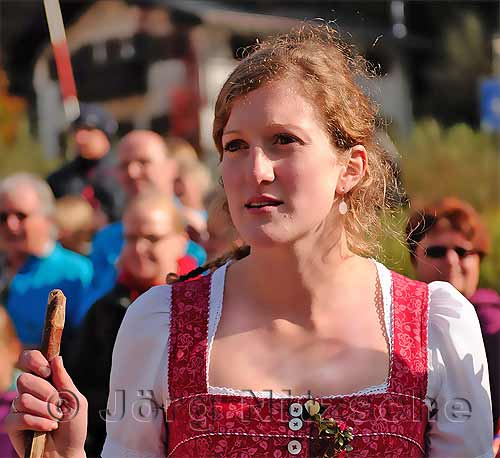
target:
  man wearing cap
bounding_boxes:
[46,103,124,223]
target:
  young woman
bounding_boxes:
[6,24,493,458]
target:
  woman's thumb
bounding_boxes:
[50,356,79,394]
[49,356,87,426]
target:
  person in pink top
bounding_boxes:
[5,23,494,458]
[406,196,500,455]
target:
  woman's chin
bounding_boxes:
[240,228,292,248]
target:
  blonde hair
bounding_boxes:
[213,23,401,256]
[168,137,213,205]
[55,196,94,233]
[169,23,402,284]
[177,159,213,200]
[206,188,242,247]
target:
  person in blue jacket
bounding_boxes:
[87,131,206,306]
[0,173,93,349]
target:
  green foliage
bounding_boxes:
[377,210,412,277]
[380,207,500,292]
[480,209,500,291]
[378,120,500,291]
[0,118,61,178]
[397,119,498,211]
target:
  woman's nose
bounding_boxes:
[248,147,274,184]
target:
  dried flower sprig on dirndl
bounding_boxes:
[303,400,354,458]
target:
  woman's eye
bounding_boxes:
[223,140,245,152]
[274,134,299,145]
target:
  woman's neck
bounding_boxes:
[231,230,372,323]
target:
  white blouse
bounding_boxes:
[101,262,493,458]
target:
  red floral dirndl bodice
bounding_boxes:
[166,269,429,457]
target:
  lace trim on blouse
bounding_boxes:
[206,260,394,399]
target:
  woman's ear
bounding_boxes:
[336,145,367,193]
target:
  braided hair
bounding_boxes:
[166,245,251,284]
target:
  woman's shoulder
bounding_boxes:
[427,280,479,322]
[116,285,173,349]
[106,285,173,458]
[119,271,219,334]
[122,284,172,320]
[378,263,478,325]
[379,263,473,310]
[425,281,483,353]
[425,282,493,456]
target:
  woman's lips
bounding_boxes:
[244,200,283,214]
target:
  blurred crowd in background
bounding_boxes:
[0,103,244,457]
[0,1,500,457]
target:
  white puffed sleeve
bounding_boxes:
[101,285,172,458]
[426,281,493,458]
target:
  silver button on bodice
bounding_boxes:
[287,439,302,455]
[289,402,303,417]
[288,417,303,431]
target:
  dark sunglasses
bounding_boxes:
[424,245,478,259]
[0,211,29,224]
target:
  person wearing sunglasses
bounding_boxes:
[407,196,500,453]
[406,198,490,298]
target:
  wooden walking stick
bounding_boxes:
[24,289,66,458]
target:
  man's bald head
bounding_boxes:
[117,130,177,198]
[118,130,170,158]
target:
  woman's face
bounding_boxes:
[413,229,481,298]
[220,80,343,247]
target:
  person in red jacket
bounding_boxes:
[66,191,194,457]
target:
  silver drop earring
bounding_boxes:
[338,188,348,215]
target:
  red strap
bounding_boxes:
[389,271,429,398]
[168,274,212,400]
